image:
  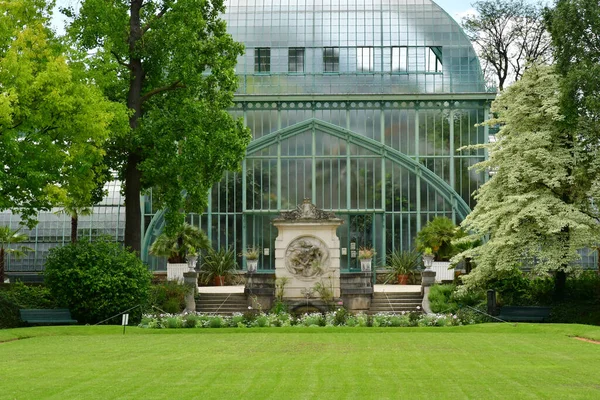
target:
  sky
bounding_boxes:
[51,0,553,34]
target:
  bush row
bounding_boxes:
[0,282,58,329]
[139,308,482,329]
[429,268,600,325]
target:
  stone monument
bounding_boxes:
[273,199,343,299]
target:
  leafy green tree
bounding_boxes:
[63,0,252,252]
[0,0,126,227]
[462,0,553,90]
[455,65,600,296]
[0,226,33,283]
[546,0,600,131]
[545,2,600,246]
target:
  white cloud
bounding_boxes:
[453,8,478,23]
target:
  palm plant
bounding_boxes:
[386,249,421,283]
[199,248,237,286]
[149,223,210,263]
[0,226,33,283]
[415,216,466,261]
[57,204,93,243]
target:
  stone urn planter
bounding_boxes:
[360,258,372,272]
[244,247,260,273]
[358,247,375,272]
[247,259,258,273]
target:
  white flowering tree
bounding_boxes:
[454,65,600,297]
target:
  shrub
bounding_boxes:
[0,282,58,328]
[0,291,20,329]
[270,300,289,315]
[148,281,189,314]
[486,267,533,305]
[44,238,152,324]
[428,284,457,313]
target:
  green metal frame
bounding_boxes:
[141,118,472,265]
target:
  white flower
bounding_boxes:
[248,306,252,310]
[416,306,421,310]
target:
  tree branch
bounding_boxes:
[111,50,131,69]
[142,6,170,35]
[140,80,185,104]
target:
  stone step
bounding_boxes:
[196,306,248,311]
[372,299,422,304]
[371,302,423,307]
[200,293,246,299]
[368,308,422,314]
[196,299,248,305]
[194,311,240,316]
[372,296,423,301]
[196,307,247,312]
[373,293,422,298]
[370,305,422,310]
[195,293,249,315]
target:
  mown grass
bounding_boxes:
[1,324,600,399]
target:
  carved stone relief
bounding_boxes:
[284,236,330,279]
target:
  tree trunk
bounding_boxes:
[124,0,145,254]
[71,215,78,243]
[124,154,143,253]
[554,269,567,301]
[0,248,4,283]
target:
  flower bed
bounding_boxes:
[139,309,472,329]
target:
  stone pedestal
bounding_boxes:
[340,272,373,312]
[421,269,436,287]
[245,273,276,310]
[183,271,198,312]
[273,200,343,300]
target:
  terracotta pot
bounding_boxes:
[214,276,226,286]
[397,274,409,285]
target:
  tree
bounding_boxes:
[455,65,600,296]
[462,0,553,90]
[545,0,600,272]
[64,0,252,253]
[0,227,33,283]
[0,0,125,228]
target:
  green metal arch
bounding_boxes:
[142,118,472,262]
[247,118,472,219]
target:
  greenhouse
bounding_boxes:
[142,0,495,272]
[4,0,506,277]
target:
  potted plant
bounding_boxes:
[243,247,260,273]
[358,246,376,272]
[149,223,210,281]
[200,248,237,286]
[386,249,421,285]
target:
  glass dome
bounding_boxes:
[225,0,486,95]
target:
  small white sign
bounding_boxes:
[350,242,356,250]
[263,248,270,256]
[122,313,129,326]
[351,250,357,258]
[341,248,347,255]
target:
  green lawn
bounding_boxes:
[1,324,600,399]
